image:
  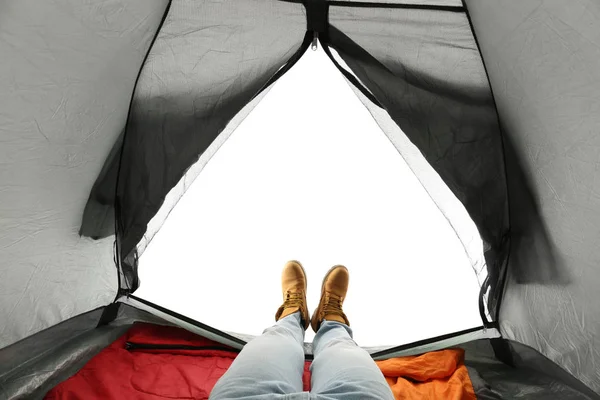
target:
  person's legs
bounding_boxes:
[309,265,394,400]
[210,261,311,399]
[310,321,394,400]
[209,312,306,399]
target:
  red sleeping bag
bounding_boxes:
[45,322,312,399]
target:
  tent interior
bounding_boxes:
[1,0,599,399]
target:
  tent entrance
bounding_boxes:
[133,45,487,348]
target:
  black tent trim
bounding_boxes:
[478,275,493,327]
[328,1,462,11]
[113,0,174,297]
[251,31,314,104]
[124,293,498,360]
[279,0,464,12]
[320,39,383,107]
[126,294,247,347]
[369,325,486,358]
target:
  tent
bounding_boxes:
[1,0,599,398]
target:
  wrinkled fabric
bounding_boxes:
[376,349,476,400]
[461,340,598,400]
[465,1,600,393]
[0,0,169,350]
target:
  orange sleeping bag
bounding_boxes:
[376,349,476,400]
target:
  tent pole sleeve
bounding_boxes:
[96,303,121,327]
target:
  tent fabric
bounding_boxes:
[2,0,600,397]
[0,307,108,399]
[464,0,600,392]
[324,0,462,5]
[505,341,600,400]
[0,304,169,400]
[0,0,170,349]
[461,340,599,400]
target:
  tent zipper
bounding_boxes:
[311,32,319,50]
[306,0,327,51]
[125,342,236,352]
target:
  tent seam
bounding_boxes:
[112,0,174,299]
[278,0,464,12]
[461,0,512,325]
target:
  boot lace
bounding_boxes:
[321,293,344,317]
[282,291,304,309]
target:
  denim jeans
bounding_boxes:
[210,312,394,399]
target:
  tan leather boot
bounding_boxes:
[311,265,350,332]
[275,260,310,330]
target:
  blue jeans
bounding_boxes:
[210,312,394,400]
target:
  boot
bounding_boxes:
[311,265,350,332]
[275,260,310,330]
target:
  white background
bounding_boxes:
[136,46,485,347]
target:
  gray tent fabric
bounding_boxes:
[339,0,461,4]
[462,340,598,400]
[0,0,169,349]
[79,129,123,240]
[3,0,600,397]
[465,0,600,392]
[0,305,170,400]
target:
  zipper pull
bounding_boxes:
[311,31,318,51]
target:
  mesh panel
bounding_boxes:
[114,0,308,289]
[327,5,509,309]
